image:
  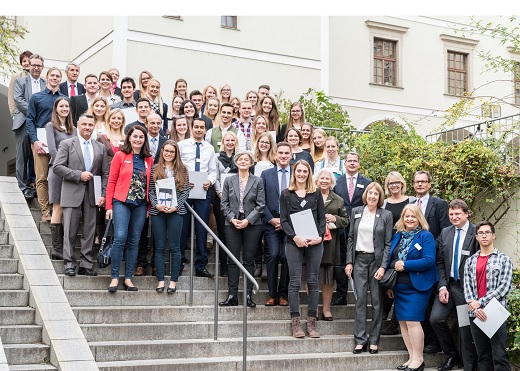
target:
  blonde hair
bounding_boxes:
[384,171,407,196]
[288,160,316,193]
[312,128,327,162]
[253,132,276,163]
[219,131,239,152]
[146,78,164,116]
[105,108,125,138]
[87,97,110,124]
[395,204,429,232]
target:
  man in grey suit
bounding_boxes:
[53,114,109,276]
[13,54,46,198]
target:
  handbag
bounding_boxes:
[379,268,397,289]
[97,219,113,269]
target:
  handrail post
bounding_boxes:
[243,272,247,371]
[214,239,219,340]
[189,213,194,306]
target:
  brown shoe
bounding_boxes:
[265,296,278,306]
[291,317,305,338]
[134,266,145,276]
[279,297,289,306]
[306,316,320,338]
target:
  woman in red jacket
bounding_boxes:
[105,125,154,292]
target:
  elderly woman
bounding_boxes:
[219,150,265,308]
[345,182,393,354]
[315,169,348,321]
[388,204,438,371]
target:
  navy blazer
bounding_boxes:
[260,166,291,224]
[411,196,450,239]
[388,229,438,292]
[59,81,85,97]
[333,174,372,217]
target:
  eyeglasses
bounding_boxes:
[414,180,429,184]
[346,159,359,163]
[31,64,43,68]
[163,149,175,154]
[290,110,302,114]
[477,231,493,236]
[388,182,401,187]
[258,141,270,145]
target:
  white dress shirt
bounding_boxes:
[178,138,217,185]
[416,194,430,215]
[451,221,469,279]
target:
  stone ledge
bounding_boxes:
[0,335,8,371]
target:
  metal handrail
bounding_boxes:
[184,201,259,371]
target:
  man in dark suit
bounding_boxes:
[53,113,109,276]
[261,142,291,306]
[70,74,99,125]
[430,199,478,371]
[189,90,213,130]
[133,113,167,277]
[332,152,372,305]
[12,54,46,198]
[58,63,85,97]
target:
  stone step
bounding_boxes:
[0,219,5,231]
[64,289,358,307]
[9,365,58,371]
[0,325,42,344]
[0,308,35,325]
[89,335,407,362]
[0,244,14,258]
[2,344,50,366]
[95,352,444,371]
[0,259,19,274]
[73,305,366,324]
[80,319,382,342]
[0,274,24,289]
[0,290,29,307]
[0,232,9,245]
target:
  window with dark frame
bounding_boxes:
[514,62,520,106]
[447,51,468,96]
[221,16,237,29]
[373,38,397,86]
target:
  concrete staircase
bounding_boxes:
[30,199,445,370]
[0,212,56,370]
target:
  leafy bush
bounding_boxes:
[508,270,520,368]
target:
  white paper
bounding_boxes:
[188,171,208,199]
[121,108,139,126]
[37,128,49,153]
[94,176,102,205]
[456,304,470,327]
[290,209,319,240]
[254,162,274,177]
[268,131,277,143]
[350,277,358,300]
[156,178,177,208]
[473,297,510,338]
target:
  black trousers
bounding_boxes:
[470,318,510,371]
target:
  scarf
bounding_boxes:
[218,151,237,173]
[397,227,422,261]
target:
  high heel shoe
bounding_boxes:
[167,283,177,293]
[156,286,165,293]
[396,364,409,370]
[369,345,378,354]
[404,362,425,371]
[108,285,118,293]
[320,312,333,321]
[219,295,238,306]
[352,343,367,354]
[123,282,138,292]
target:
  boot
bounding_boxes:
[306,316,320,338]
[49,223,64,260]
[291,317,305,338]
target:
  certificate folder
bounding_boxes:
[290,209,319,240]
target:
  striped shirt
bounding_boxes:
[463,248,512,317]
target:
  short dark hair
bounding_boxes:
[19,50,33,64]
[220,102,234,112]
[475,220,495,234]
[120,77,136,89]
[78,113,94,121]
[258,84,270,91]
[414,170,432,183]
[192,117,205,127]
[84,74,98,83]
[449,199,471,215]
[136,97,151,107]
[189,90,203,99]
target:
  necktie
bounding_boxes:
[348,176,354,201]
[150,137,157,157]
[453,228,461,281]
[280,169,287,192]
[70,84,76,97]
[417,198,423,209]
[195,142,201,172]
[83,141,92,172]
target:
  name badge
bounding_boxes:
[354,213,362,219]
[357,184,365,189]
[217,142,221,146]
[414,243,422,251]
[196,158,201,162]
[376,214,380,218]
[461,250,470,256]
[300,200,307,207]
[124,160,131,163]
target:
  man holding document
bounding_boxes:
[463,221,512,371]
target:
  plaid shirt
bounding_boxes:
[234,119,253,150]
[463,248,512,317]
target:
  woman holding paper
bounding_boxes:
[105,125,154,292]
[386,204,437,371]
[148,140,190,293]
[280,160,326,338]
[219,150,265,308]
[344,182,393,354]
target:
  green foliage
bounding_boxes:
[0,16,28,78]
[508,271,520,367]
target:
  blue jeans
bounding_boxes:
[110,200,147,279]
[180,191,211,272]
[152,212,183,282]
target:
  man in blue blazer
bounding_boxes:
[58,63,85,97]
[260,142,292,306]
[332,152,372,305]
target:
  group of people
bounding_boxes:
[8,51,513,371]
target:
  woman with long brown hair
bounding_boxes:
[87,96,110,139]
[255,95,280,134]
[173,78,188,100]
[278,102,305,142]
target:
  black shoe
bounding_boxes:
[64,268,76,276]
[182,257,190,264]
[78,267,97,276]
[397,364,409,370]
[253,263,262,277]
[167,286,177,293]
[438,356,463,370]
[352,343,367,354]
[424,343,441,354]
[381,320,400,335]
[23,189,35,200]
[246,295,256,308]
[123,282,138,291]
[156,285,165,293]
[219,295,238,306]
[108,285,118,293]
[369,346,378,354]
[331,296,347,306]
[196,268,215,278]
[405,361,425,371]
